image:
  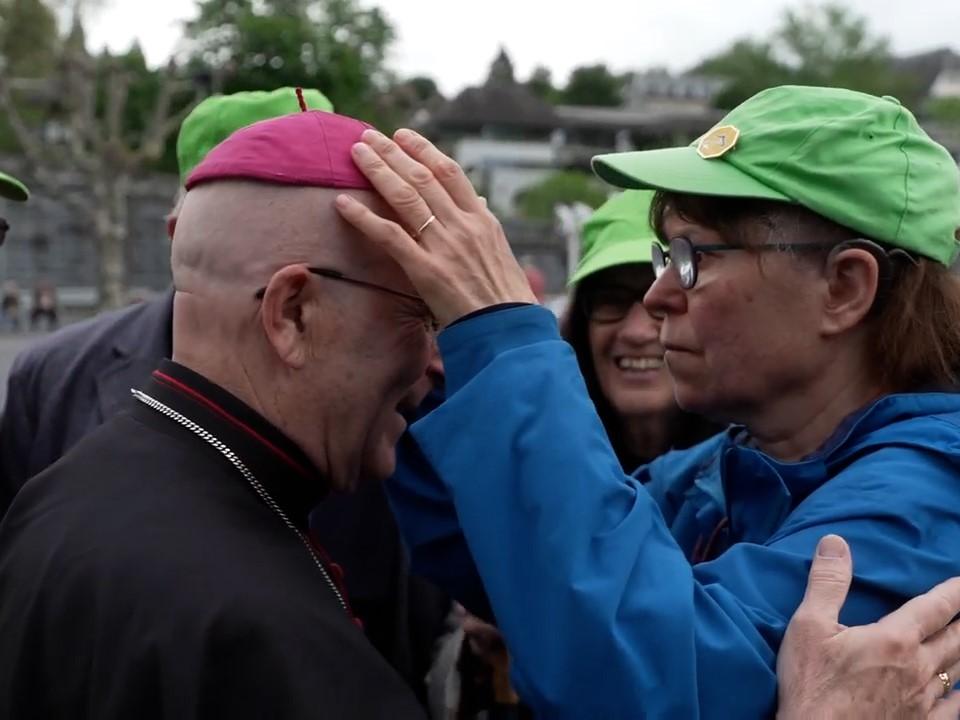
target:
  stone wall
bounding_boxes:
[0,159,178,312]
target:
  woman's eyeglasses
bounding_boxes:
[651,236,833,290]
[255,267,439,333]
[582,285,650,324]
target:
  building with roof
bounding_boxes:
[415,50,723,217]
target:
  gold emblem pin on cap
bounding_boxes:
[697,125,740,159]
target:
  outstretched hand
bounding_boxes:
[335,128,537,328]
[777,534,960,719]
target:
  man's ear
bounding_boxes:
[260,265,313,368]
[819,246,881,337]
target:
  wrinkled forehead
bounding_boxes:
[180,180,412,284]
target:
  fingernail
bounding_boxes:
[362,129,387,143]
[335,194,354,208]
[817,535,847,558]
[351,142,372,157]
[395,128,413,142]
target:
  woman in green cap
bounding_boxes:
[0,169,30,246]
[563,190,718,470]
[337,83,960,718]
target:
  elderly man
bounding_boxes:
[0,89,448,698]
[0,110,436,718]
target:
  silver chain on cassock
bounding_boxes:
[130,388,348,616]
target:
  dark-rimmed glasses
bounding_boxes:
[582,285,651,324]
[651,237,834,290]
[254,267,438,333]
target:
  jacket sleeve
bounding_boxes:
[0,353,39,513]
[391,305,960,720]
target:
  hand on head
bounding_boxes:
[334,129,537,327]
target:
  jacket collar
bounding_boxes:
[710,392,960,546]
[135,359,329,530]
[95,289,175,421]
[112,288,174,359]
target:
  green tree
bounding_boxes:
[0,0,61,150]
[186,0,396,123]
[929,98,960,125]
[526,65,558,103]
[695,3,921,109]
[560,63,625,107]
[1,10,204,308]
[516,170,608,220]
[0,0,59,78]
[695,39,792,111]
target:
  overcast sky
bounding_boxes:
[84,0,960,96]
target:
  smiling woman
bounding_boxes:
[561,190,718,470]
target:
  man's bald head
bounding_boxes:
[168,108,434,487]
[171,181,407,301]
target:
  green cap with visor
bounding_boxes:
[568,190,656,286]
[177,87,335,183]
[0,171,29,202]
[592,85,960,266]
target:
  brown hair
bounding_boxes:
[562,267,720,470]
[649,190,960,391]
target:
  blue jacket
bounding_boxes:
[388,305,960,719]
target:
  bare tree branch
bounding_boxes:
[61,44,103,164]
[136,89,202,164]
[0,74,96,220]
[137,59,185,162]
[105,62,130,148]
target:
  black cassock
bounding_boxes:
[0,360,426,719]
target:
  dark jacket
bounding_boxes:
[0,361,427,720]
[0,290,174,510]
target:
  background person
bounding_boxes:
[562,189,719,470]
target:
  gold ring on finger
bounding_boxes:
[416,214,437,237]
[939,670,952,698]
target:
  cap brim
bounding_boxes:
[592,146,790,202]
[569,241,652,286]
[0,171,29,202]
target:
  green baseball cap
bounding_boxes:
[0,170,29,202]
[176,87,334,183]
[592,85,960,266]
[569,190,655,286]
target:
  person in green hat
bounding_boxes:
[562,190,717,471]
[331,84,960,717]
[0,169,30,247]
[0,170,29,203]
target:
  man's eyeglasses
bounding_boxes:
[254,266,439,333]
[582,285,650,324]
[651,236,834,290]
[0,218,9,247]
